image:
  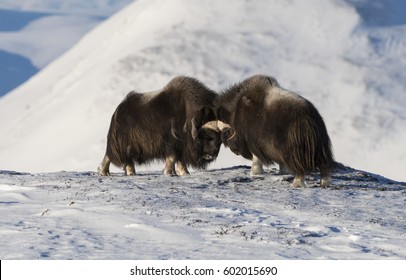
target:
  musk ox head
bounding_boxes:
[187,107,222,168]
[217,105,252,160]
[217,120,252,160]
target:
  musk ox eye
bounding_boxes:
[200,133,214,141]
[199,129,219,141]
[221,128,235,141]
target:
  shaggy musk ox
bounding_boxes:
[98,76,222,176]
[218,75,334,187]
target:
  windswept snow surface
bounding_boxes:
[0,0,405,181]
[0,165,405,259]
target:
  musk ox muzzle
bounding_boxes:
[192,120,222,166]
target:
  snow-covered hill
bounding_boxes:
[0,0,405,182]
[0,0,132,96]
[1,165,405,259]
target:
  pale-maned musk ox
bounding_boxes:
[98,76,222,176]
[218,75,334,187]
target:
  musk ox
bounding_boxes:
[218,75,334,187]
[98,76,222,176]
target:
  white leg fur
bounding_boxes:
[291,176,306,188]
[320,176,330,187]
[125,164,135,176]
[250,155,264,176]
[163,156,176,175]
[176,161,190,176]
[98,154,111,176]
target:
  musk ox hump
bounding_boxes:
[265,86,305,107]
[140,89,162,103]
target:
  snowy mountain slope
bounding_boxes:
[0,49,37,97]
[0,0,133,96]
[0,165,405,259]
[0,0,132,15]
[0,0,405,181]
[0,12,103,69]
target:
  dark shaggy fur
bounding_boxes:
[98,76,221,176]
[218,74,334,187]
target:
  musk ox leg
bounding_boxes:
[278,163,289,175]
[320,177,330,187]
[320,167,331,187]
[250,155,264,176]
[176,161,190,176]
[292,176,306,188]
[98,154,111,176]
[124,146,135,175]
[125,164,136,176]
[163,156,176,175]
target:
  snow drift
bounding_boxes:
[0,165,405,259]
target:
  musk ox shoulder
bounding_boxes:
[218,74,334,187]
[98,76,221,176]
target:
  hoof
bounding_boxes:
[250,165,264,176]
[125,165,136,176]
[176,169,190,176]
[320,177,330,187]
[163,168,176,176]
[291,177,306,188]
[97,166,110,176]
[176,163,190,176]
[250,155,264,176]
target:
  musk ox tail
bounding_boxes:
[285,102,334,177]
[105,105,130,168]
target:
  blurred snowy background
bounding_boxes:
[0,0,132,96]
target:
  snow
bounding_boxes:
[0,0,132,16]
[0,13,102,68]
[0,165,405,259]
[0,0,133,96]
[0,0,406,259]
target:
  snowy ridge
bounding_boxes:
[0,0,132,15]
[0,0,133,97]
[0,165,405,259]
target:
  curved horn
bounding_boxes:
[226,129,236,141]
[202,121,220,132]
[217,120,232,131]
[217,121,236,140]
[171,119,182,141]
[191,117,198,139]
